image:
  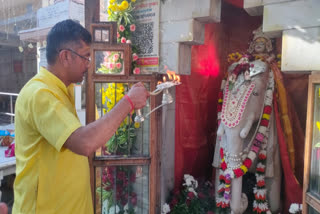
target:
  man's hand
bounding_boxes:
[127,82,149,109]
[0,203,8,214]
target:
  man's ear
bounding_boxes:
[59,50,70,67]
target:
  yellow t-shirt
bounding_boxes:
[13,67,93,214]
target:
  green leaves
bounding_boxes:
[106,116,137,155]
[96,187,114,206]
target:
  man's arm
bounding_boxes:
[64,82,148,156]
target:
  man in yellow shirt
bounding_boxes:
[12,19,148,214]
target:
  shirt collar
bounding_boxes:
[38,67,74,99]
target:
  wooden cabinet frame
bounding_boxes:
[303,73,320,213]
[84,2,162,212]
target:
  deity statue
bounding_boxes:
[212,27,281,214]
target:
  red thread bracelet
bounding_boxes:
[124,95,134,113]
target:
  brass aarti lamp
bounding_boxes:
[134,71,181,123]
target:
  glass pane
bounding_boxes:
[94,29,110,42]
[95,165,149,214]
[95,51,125,75]
[309,84,320,199]
[95,82,150,157]
[94,29,102,42]
[308,205,320,214]
[102,30,109,42]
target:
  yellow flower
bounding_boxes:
[109,4,116,11]
[131,0,136,2]
[240,165,248,173]
[134,122,140,129]
[120,121,125,127]
[121,1,129,10]
[107,9,111,15]
[110,0,116,3]
[317,121,320,131]
[262,113,270,120]
[102,95,106,105]
[114,4,120,11]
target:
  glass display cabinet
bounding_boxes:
[303,74,320,213]
[86,22,161,214]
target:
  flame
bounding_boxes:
[176,75,180,82]
[157,81,162,85]
[163,76,166,82]
[166,70,175,80]
[166,70,180,82]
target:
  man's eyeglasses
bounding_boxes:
[60,48,91,63]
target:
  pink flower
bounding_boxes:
[170,197,178,207]
[207,211,214,214]
[117,32,120,38]
[187,192,195,199]
[130,24,136,32]
[119,25,125,32]
[103,62,109,68]
[126,40,132,44]
[121,37,126,43]
[104,56,109,62]
[116,63,122,69]
[131,192,137,206]
[109,63,115,69]
[133,67,140,74]
[117,171,125,180]
[256,133,264,142]
[113,54,119,61]
[132,53,138,61]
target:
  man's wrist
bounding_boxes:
[124,95,134,113]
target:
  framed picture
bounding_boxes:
[91,43,132,76]
[90,22,117,44]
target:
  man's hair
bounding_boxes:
[46,19,92,65]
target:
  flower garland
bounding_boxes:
[227,54,254,90]
[216,57,275,213]
[227,52,243,63]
